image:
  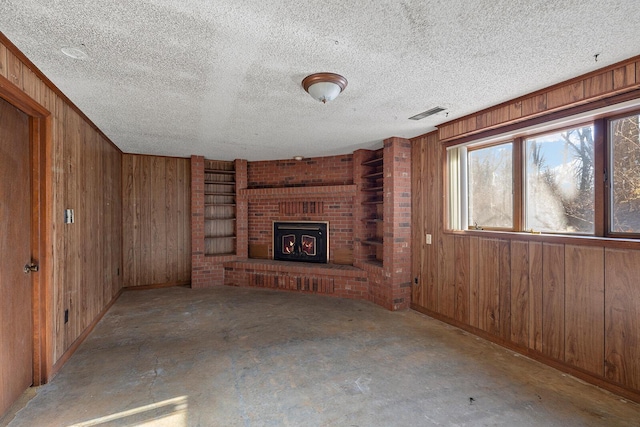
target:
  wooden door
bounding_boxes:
[0,97,33,415]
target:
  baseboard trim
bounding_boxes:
[410,303,640,405]
[50,288,124,378]
[124,281,191,291]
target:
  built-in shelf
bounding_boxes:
[204,160,236,256]
[360,149,384,266]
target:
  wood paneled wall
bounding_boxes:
[122,154,191,287]
[412,131,640,400]
[0,34,123,367]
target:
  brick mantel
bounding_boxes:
[240,184,356,199]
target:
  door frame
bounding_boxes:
[0,74,52,385]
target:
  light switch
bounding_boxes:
[426,233,432,245]
[64,209,74,224]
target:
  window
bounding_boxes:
[525,126,595,234]
[448,123,599,235]
[610,113,640,234]
[468,143,513,229]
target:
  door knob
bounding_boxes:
[24,263,39,274]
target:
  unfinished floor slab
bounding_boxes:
[5,286,640,426]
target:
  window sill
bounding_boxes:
[443,228,640,250]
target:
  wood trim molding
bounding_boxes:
[411,303,640,405]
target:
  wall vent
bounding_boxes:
[409,106,446,120]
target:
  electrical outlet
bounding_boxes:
[426,233,432,245]
[64,309,69,324]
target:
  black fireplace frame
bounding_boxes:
[273,221,329,263]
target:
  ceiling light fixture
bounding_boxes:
[302,72,347,103]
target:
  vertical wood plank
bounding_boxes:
[584,72,613,99]
[522,94,547,117]
[439,234,455,318]
[613,63,636,90]
[605,248,640,390]
[546,82,584,110]
[565,245,604,376]
[139,156,151,286]
[542,243,565,360]
[151,157,167,284]
[122,155,135,287]
[424,134,440,312]
[469,236,480,328]
[529,241,543,352]
[411,138,424,306]
[166,158,178,282]
[498,240,511,340]
[454,236,470,324]
[478,238,500,335]
[510,240,530,347]
[6,51,22,87]
[0,42,7,78]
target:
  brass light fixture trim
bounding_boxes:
[302,72,348,103]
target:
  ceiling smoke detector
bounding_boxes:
[409,106,446,120]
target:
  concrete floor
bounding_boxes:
[3,286,640,426]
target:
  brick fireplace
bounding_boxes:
[191,137,412,311]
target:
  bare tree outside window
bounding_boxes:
[610,114,640,233]
[526,125,595,233]
[468,143,513,228]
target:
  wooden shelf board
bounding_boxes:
[362,186,383,192]
[205,169,235,175]
[364,259,384,268]
[361,200,383,205]
[204,203,237,206]
[204,192,236,196]
[361,172,383,179]
[205,236,237,240]
[361,157,383,166]
[362,239,383,246]
[362,218,383,223]
[204,181,236,186]
[205,217,236,221]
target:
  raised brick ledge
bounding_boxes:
[239,184,356,200]
[223,259,367,278]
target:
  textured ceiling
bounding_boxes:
[2,0,640,161]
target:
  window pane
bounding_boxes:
[525,125,594,233]
[468,143,513,228]
[610,114,640,233]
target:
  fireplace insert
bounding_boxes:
[273,221,328,263]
